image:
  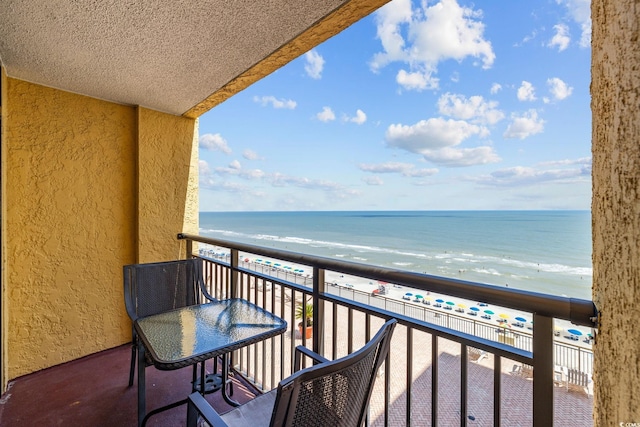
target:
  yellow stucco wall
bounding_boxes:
[2,77,199,381]
[137,107,199,263]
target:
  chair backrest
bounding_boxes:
[269,318,397,427]
[123,258,204,321]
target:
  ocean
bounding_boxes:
[199,210,592,300]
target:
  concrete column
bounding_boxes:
[591,0,640,424]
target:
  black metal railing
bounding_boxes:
[179,233,597,427]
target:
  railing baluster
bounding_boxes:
[406,327,413,427]
[332,301,338,360]
[532,314,553,427]
[461,343,467,427]
[348,308,354,354]
[432,333,438,426]
[494,353,501,427]
[384,347,391,427]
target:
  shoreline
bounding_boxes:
[199,248,594,352]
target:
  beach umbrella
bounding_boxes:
[415,295,424,299]
[458,303,467,309]
[436,299,444,303]
[470,307,480,312]
[425,296,432,301]
[405,292,413,296]
[484,310,495,315]
[567,328,583,336]
[446,301,455,306]
[515,316,527,322]
[265,261,272,264]
[255,259,262,263]
[274,263,281,267]
[244,258,250,262]
[499,313,509,319]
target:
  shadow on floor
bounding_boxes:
[0,344,259,427]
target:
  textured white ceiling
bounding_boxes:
[0,0,350,116]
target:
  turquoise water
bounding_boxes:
[199,211,592,299]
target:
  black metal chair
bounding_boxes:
[123,258,217,387]
[187,318,397,427]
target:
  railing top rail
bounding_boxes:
[178,233,597,327]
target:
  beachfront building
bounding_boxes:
[0,1,637,425]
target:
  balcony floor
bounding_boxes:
[0,344,258,427]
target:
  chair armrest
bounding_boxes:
[187,392,229,427]
[293,345,330,372]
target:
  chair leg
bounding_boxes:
[128,342,136,387]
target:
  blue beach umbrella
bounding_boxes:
[436,299,444,303]
[515,317,527,322]
[567,329,583,336]
[405,292,413,296]
[470,307,480,312]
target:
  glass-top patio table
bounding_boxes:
[134,298,287,427]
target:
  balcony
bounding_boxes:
[0,234,597,426]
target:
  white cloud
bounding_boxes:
[215,165,266,180]
[422,146,500,167]
[490,83,502,94]
[517,81,537,102]
[359,162,439,177]
[558,0,592,48]
[369,0,413,70]
[547,77,573,101]
[304,49,325,79]
[386,117,487,152]
[371,0,494,91]
[199,160,211,175]
[347,109,367,125]
[210,161,359,199]
[474,162,591,186]
[437,93,505,125]
[385,117,498,167]
[199,133,232,154]
[396,69,439,91]
[538,157,591,167]
[548,24,571,51]
[253,96,297,109]
[242,149,261,160]
[503,109,545,139]
[363,176,384,186]
[317,107,336,122]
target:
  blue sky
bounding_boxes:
[198,0,592,212]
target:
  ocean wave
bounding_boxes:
[200,227,591,277]
[472,268,502,276]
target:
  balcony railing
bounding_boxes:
[178,233,597,427]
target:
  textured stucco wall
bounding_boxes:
[1,67,8,391]
[591,0,640,424]
[2,82,200,383]
[3,78,137,379]
[137,107,198,263]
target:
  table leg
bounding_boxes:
[137,341,146,427]
[220,353,240,407]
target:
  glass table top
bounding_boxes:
[135,298,287,369]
